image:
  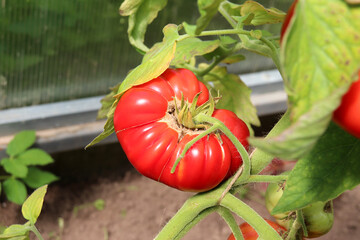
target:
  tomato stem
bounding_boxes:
[240,174,288,185]
[217,206,244,240]
[220,194,283,240]
[285,211,303,240]
[170,125,218,173]
[195,113,251,182]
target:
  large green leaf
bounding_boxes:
[22,185,48,225]
[118,24,179,95]
[171,38,220,66]
[272,122,360,214]
[283,0,360,121]
[17,149,54,166]
[1,158,28,178]
[202,65,260,127]
[6,131,36,157]
[87,24,178,148]
[3,179,27,205]
[195,0,225,34]
[120,0,168,53]
[250,0,360,160]
[23,167,59,189]
[249,86,347,160]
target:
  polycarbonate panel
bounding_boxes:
[0,0,291,109]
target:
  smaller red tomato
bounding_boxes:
[280,0,298,43]
[333,71,360,138]
[227,219,286,240]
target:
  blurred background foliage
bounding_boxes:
[0,0,291,109]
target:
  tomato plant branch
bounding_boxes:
[154,188,223,240]
[220,194,283,240]
[173,207,217,240]
[217,206,244,240]
[218,166,244,204]
[238,174,288,185]
[285,211,303,240]
[218,2,282,72]
[250,110,291,174]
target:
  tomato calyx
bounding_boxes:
[172,92,217,130]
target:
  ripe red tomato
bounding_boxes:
[227,219,287,240]
[114,68,249,192]
[333,71,360,138]
[280,0,298,43]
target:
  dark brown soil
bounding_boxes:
[1,170,360,240]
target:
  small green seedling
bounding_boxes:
[0,130,58,204]
[73,199,106,217]
[0,185,48,240]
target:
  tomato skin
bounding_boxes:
[280,0,298,43]
[333,71,360,138]
[227,219,286,240]
[114,68,249,192]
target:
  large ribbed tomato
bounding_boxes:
[114,68,249,192]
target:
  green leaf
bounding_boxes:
[0,224,28,239]
[119,0,168,53]
[3,179,27,205]
[272,123,360,214]
[251,0,360,160]
[23,167,58,189]
[6,131,36,157]
[249,86,347,160]
[239,35,274,58]
[221,54,245,64]
[22,185,48,225]
[182,22,197,36]
[240,1,285,26]
[171,38,220,66]
[118,24,179,95]
[195,0,225,35]
[87,24,178,148]
[1,158,28,178]
[202,65,260,127]
[282,0,360,121]
[96,84,120,120]
[17,149,54,166]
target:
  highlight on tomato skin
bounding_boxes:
[227,219,287,240]
[332,71,360,139]
[113,68,250,192]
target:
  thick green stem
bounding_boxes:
[221,194,283,240]
[154,189,223,240]
[217,207,244,240]
[250,110,291,174]
[236,174,288,186]
[174,207,217,240]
